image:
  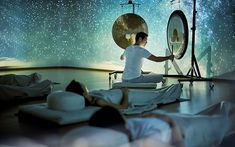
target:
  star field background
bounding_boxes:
[0,0,234,77]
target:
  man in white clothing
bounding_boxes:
[121,32,174,83]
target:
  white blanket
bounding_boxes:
[154,101,235,147]
[122,83,183,115]
[91,83,183,115]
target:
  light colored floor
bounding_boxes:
[0,69,234,146]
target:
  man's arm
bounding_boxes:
[148,54,174,62]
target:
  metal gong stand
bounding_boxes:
[166,0,213,86]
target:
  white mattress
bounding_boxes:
[18,103,157,125]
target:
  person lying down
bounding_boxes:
[61,101,234,147]
[65,80,183,110]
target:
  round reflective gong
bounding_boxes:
[112,13,148,49]
[167,10,189,59]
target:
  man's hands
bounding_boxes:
[169,54,174,61]
[120,54,125,60]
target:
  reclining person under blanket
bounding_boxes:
[65,80,183,110]
[87,104,230,147]
[0,73,52,100]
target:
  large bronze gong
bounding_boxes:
[167,10,189,59]
[112,13,148,49]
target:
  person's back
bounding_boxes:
[121,32,174,83]
[123,45,151,80]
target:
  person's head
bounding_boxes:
[135,32,148,47]
[65,80,91,106]
[89,106,131,141]
[171,28,179,42]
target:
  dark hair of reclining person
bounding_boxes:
[89,106,132,141]
[65,80,129,109]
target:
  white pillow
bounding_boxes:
[60,126,129,147]
[47,91,85,111]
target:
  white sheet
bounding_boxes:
[90,84,182,106]
[120,104,158,115]
[90,83,183,115]
[121,83,183,115]
[153,101,235,147]
[196,101,235,136]
[127,83,183,106]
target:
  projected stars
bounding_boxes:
[0,0,234,75]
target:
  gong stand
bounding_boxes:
[188,0,200,78]
[120,0,141,14]
[178,0,212,84]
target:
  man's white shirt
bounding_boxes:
[122,45,151,80]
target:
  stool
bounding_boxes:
[112,82,157,89]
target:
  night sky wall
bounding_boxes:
[0,0,234,77]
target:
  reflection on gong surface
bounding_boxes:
[167,10,188,59]
[112,13,148,49]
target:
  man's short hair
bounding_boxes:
[135,32,148,42]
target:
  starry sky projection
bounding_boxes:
[0,0,234,76]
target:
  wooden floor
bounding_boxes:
[0,70,234,146]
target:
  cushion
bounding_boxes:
[47,91,85,111]
[112,82,157,89]
[61,126,129,147]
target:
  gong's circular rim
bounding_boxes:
[112,13,148,49]
[167,10,189,59]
